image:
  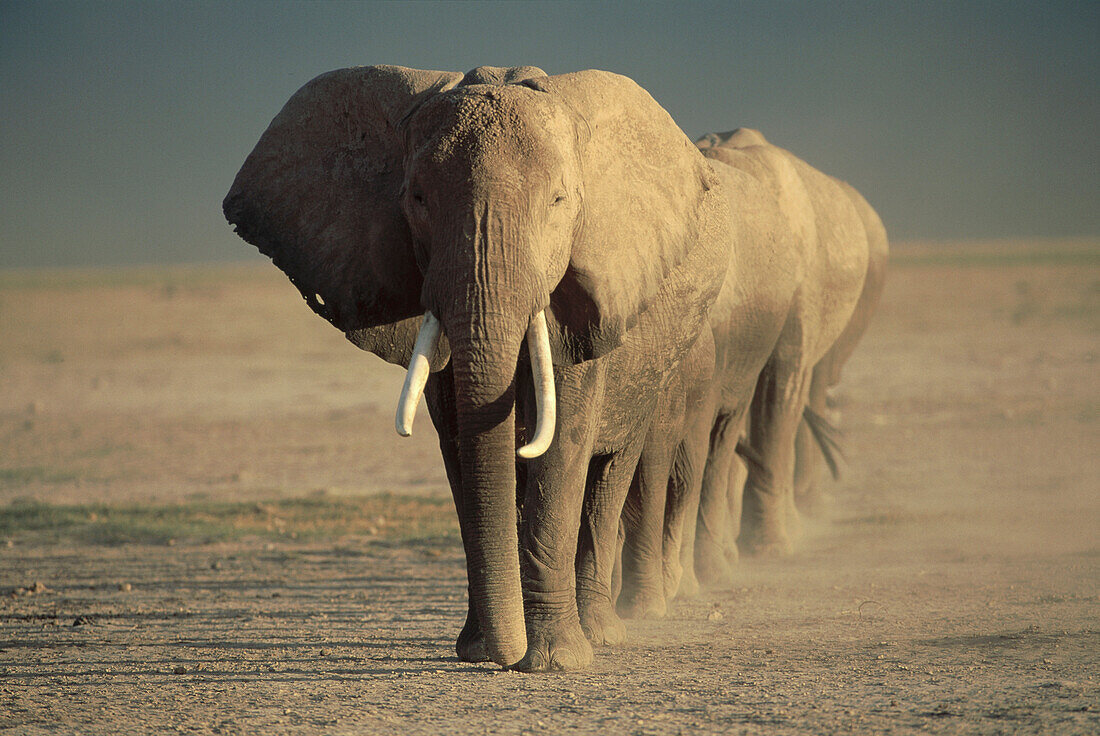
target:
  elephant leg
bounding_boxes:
[739,358,812,556]
[723,444,749,566]
[611,517,624,603]
[425,369,489,663]
[576,440,645,646]
[618,434,676,619]
[513,367,602,672]
[793,363,832,513]
[694,407,748,588]
[671,399,716,599]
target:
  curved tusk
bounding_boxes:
[395,312,441,437]
[516,310,556,460]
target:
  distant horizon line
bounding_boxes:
[1,237,1096,284]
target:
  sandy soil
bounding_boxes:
[1,241,1097,734]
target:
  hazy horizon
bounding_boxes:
[1,0,1097,269]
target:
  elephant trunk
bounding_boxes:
[446,309,529,666]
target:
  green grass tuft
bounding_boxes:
[0,494,458,546]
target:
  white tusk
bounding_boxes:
[395,311,441,437]
[516,310,556,459]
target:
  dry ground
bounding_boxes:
[1,240,1097,734]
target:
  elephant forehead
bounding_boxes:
[417,88,573,167]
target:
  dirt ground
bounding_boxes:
[1,240,1097,734]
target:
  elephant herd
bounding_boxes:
[224,65,888,671]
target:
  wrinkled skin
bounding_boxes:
[224,65,730,670]
[618,128,886,612]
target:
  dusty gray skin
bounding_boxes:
[791,180,890,510]
[616,129,887,614]
[223,65,733,671]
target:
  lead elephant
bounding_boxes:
[224,65,733,670]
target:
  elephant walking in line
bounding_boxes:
[225,65,739,671]
[792,180,889,510]
[617,128,886,611]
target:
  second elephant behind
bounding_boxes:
[617,128,887,614]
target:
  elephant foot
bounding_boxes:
[510,618,594,672]
[786,504,805,543]
[455,611,491,663]
[695,541,735,589]
[739,527,794,558]
[722,540,741,566]
[675,565,701,599]
[617,587,667,620]
[578,597,626,646]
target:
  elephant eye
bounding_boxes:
[550,192,567,207]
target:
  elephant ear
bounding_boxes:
[531,70,722,363]
[697,127,769,151]
[223,65,464,366]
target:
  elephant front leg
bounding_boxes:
[512,371,601,672]
[739,359,811,557]
[514,450,596,671]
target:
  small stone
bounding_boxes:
[118,582,132,592]
[707,610,724,621]
[173,665,188,675]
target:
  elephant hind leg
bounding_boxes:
[793,360,844,512]
[694,407,748,587]
[670,397,716,599]
[576,442,644,647]
[619,436,676,620]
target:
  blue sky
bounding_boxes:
[0,0,1096,267]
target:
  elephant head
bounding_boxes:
[224,65,725,665]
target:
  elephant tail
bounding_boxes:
[802,405,844,480]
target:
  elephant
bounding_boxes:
[223,64,735,670]
[792,181,889,510]
[685,128,887,588]
[614,128,884,610]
